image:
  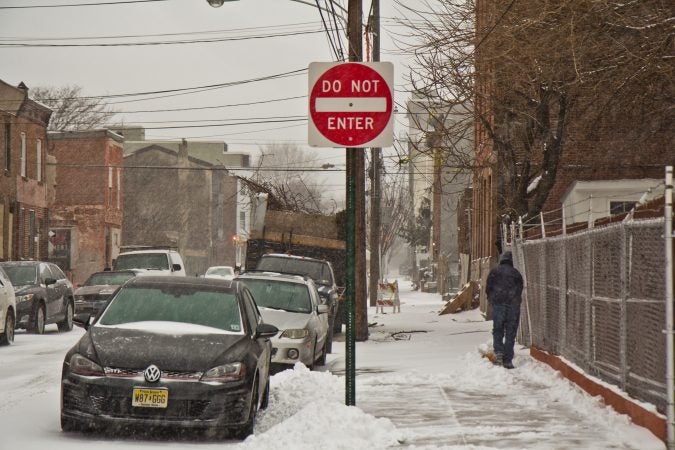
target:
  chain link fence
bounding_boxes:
[512,218,668,412]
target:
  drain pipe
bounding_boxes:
[665,165,674,450]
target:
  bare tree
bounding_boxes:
[396,0,673,220]
[253,143,328,214]
[30,85,116,131]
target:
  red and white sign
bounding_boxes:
[308,62,394,148]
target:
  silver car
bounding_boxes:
[236,272,329,370]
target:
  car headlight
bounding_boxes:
[69,353,104,376]
[74,295,85,302]
[280,329,309,339]
[16,293,34,303]
[201,362,246,382]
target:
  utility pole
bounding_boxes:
[368,0,381,307]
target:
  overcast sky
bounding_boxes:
[0,0,421,203]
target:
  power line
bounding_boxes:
[0,29,326,48]
[0,0,170,9]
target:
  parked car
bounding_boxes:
[60,276,278,438]
[73,270,140,317]
[0,261,74,334]
[236,272,329,370]
[255,253,340,351]
[113,248,186,276]
[203,266,235,281]
[0,266,16,345]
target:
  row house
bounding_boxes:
[0,80,52,262]
[119,131,250,276]
[48,130,124,286]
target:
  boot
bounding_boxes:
[503,360,515,369]
[494,352,503,366]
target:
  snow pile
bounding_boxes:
[240,363,401,449]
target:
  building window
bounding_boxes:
[240,211,246,232]
[36,139,42,182]
[3,123,10,172]
[116,168,121,209]
[20,132,26,177]
[29,209,35,258]
[108,167,113,206]
[610,201,637,215]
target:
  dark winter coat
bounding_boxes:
[486,251,524,306]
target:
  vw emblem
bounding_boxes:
[143,364,161,383]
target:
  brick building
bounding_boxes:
[0,80,52,262]
[48,130,124,285]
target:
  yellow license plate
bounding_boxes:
[132,388,168,408]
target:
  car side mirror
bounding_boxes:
[317,304,329,315]
[255,323,278,339]
[172,264,182,272]
[44,277,57,286]
[73,313,91,330]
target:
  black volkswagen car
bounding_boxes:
[60,276,278,438]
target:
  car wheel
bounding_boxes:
[333,303,344,334]
[0,310,14,345]
[317,340,327,366]
[30,303,46,335]
[58,300,74,332]
[233,382,258,439]
[260,379,270,410]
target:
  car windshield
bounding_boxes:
[206,267,234,277]
[243,279,312,314]
[256,257,332,286]
[1,265,38,286]
[84,272,136,286]
[98,285,242,333]
[115,253,169,271]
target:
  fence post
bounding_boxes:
[560,234,567,357]
[619,223,628,391]
[562,203,567,236]
[664,165,674,450]
[588,194,594,228]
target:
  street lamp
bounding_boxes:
[206,0,239,7]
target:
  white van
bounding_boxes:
[113,249,186,276]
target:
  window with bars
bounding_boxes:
[3,123,10,172]
[36,139,42,182]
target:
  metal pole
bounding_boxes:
[345,0,362,407]
[664,165,674,449]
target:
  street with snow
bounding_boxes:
[0,280,665,449]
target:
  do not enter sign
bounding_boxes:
[308,62,394,148]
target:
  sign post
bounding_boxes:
[309,61,393,407]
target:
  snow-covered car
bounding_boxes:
[73,270,140,317]
[113,249,186,276]
[0,266,16,345]
[203,265,235,280]
[236,272,329,370]
[60,276,278,438]
[0,261,74,334]
[255,254,339,352]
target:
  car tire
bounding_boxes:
[233,382,258,440]
[260,379,270,410]
[317,340,327,366]
[325,325,333,354]
[333,303,344,335]
[29,303,46,335]
[58,300,74,332]
[0,310,14,345]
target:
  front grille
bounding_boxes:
[106,397,212,419]
[104,367,203,381]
